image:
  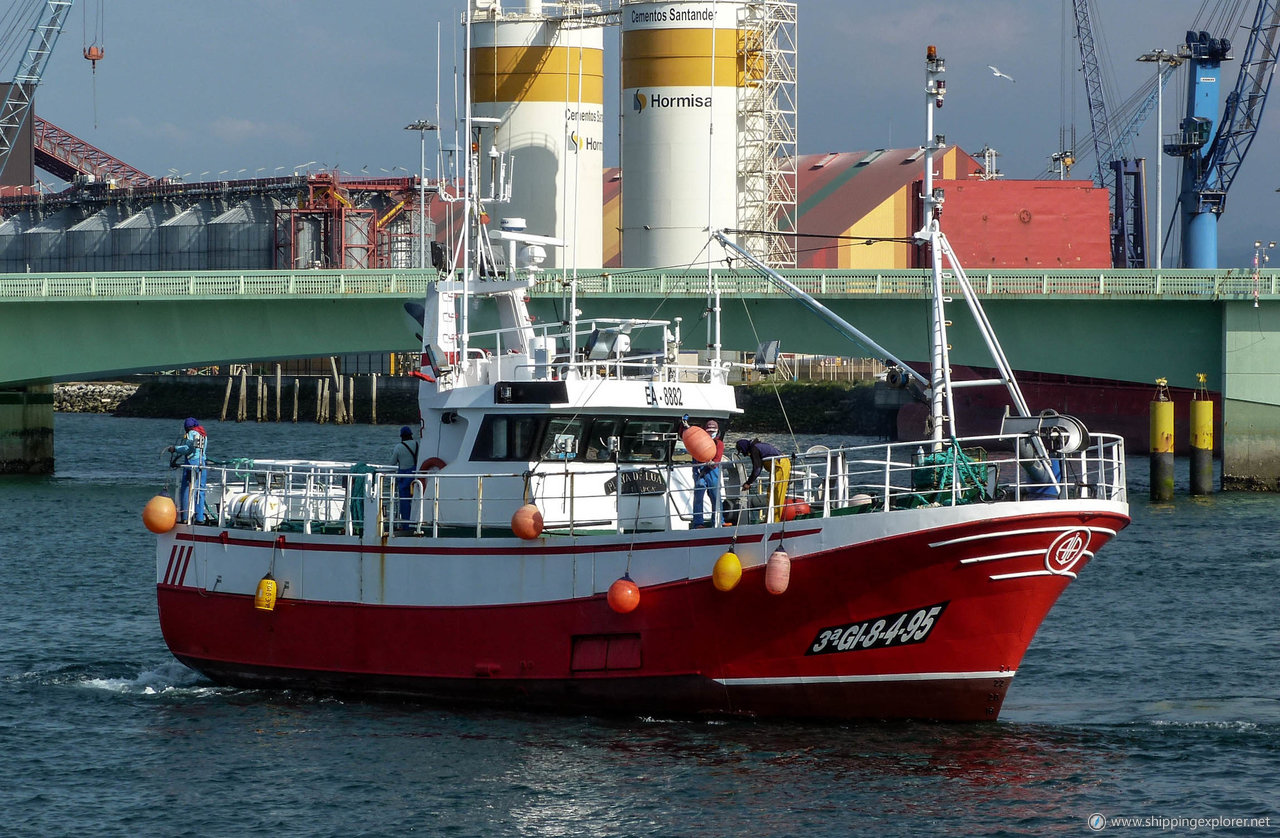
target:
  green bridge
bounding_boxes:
[3,266,1280,488]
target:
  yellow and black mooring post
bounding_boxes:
[1150,378,1174,501]
[1190,373,1214,495]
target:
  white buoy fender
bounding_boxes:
[765,549,791,595]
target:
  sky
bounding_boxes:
[27,0,1280,269]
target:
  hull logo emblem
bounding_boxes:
[1045,529,1090,575]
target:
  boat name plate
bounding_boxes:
[805,602,949,656]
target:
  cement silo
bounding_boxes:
[620,0,755,268]
[66,205,127,272]
[114,203,181,272]
[470,0,604,269]
[208,196,281,270]
[24,206,90,273]
[160,200,226,272]
[0,209,40,273]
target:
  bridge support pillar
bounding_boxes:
[1222,302,1280,490]
[0,384,54,474]
[1222,398,1280,491]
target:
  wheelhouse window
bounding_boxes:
[471,414,544,461]
[541,416,586,461]
[472,414,681,464]
[584,417,624,462]
[618,418,676,463]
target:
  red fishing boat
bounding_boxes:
[149,44,1128,721]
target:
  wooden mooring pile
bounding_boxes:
[219,360,386,424]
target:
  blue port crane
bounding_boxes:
[0,0,74,183]
[1168,1,1280,268]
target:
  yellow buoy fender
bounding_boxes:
[712,551,742,591]
[254,574,278,611]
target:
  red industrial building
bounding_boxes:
[603,146,1112,270]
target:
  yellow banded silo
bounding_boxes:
[470,2,604,269]
[622,0,756,268]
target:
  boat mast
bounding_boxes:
[716,46,1032,426]
[917,46,1033,437]
[460,5,474,364]
[921,45,955,447]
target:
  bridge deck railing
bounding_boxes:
[0,270,435,300]
[0,267,1275,301]
[529,268,1279,299]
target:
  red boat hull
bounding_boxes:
[157,507,1127,721]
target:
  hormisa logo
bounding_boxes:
[632,90,711,113]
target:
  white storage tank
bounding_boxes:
[621,0,753,267]
[470,0,604,269]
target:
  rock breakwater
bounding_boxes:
[55,382,139,414]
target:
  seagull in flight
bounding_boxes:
[988,65,1016,83]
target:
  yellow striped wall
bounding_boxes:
[621,28,755,88]
[471,45,604,104]
[470,18,604,268]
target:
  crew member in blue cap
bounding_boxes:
[391,426,420,526]
[167,417,208,523]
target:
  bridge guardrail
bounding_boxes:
[0,267,1275,301]
[0,270,436,300]
[530,268,1278,299]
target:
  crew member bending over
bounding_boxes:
[736,438,791,523]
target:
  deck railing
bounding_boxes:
[177,433,1126,538]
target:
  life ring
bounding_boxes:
[413,457,447,495]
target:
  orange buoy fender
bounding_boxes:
[682,426,717,463]
[780,497,812,522]
[254,574,278,611]
[511,503,543,540]
[765,549,791,595]
[712,551,742,591]
[607,574,640,613]
[142,494,177,533]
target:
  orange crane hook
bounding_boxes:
[83,44,103,72]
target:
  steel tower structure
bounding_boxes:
[0,0,73,183]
